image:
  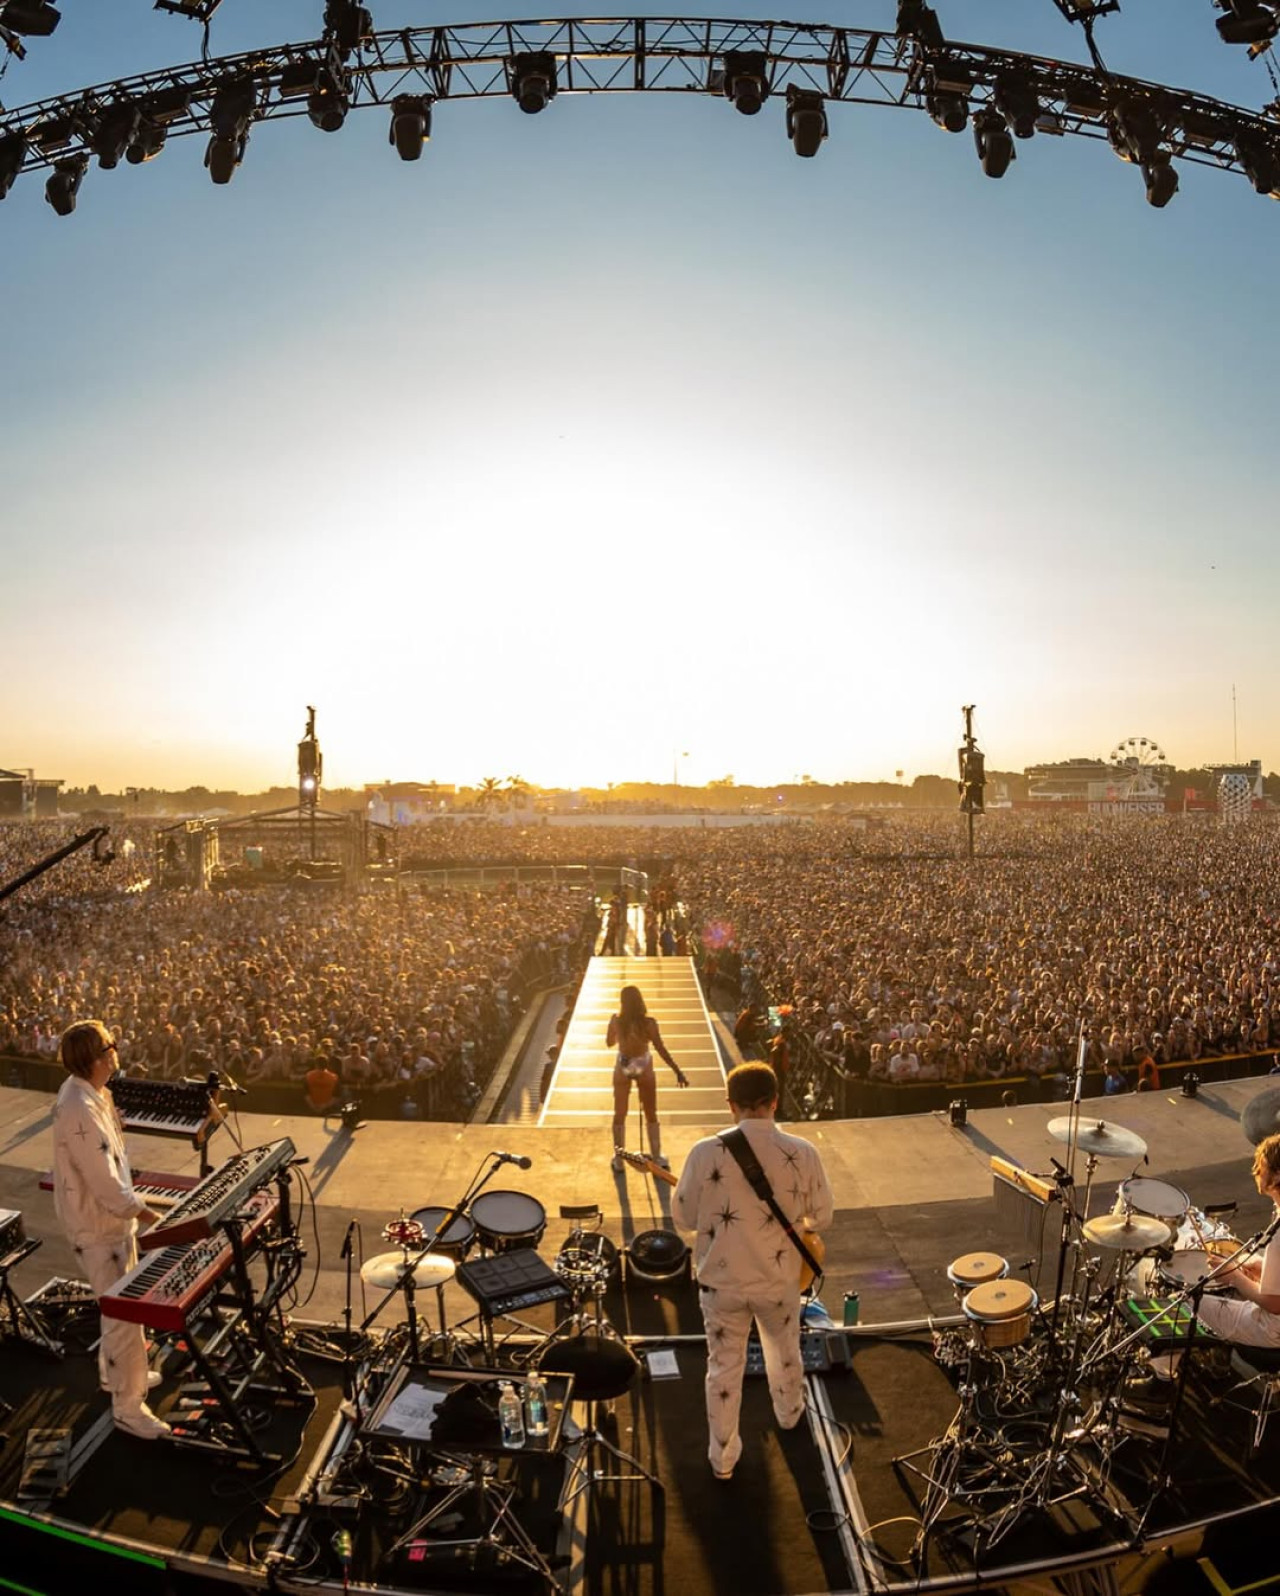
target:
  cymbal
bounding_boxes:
[1047,1116,1148,1160]
[1082,1213,1172,1252]
[360,1251,456,1290]
[1242,1087,1280,1147]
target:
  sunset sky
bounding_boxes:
[3,1,1277,792]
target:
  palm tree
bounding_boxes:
[478,776,503,812]
[504,774,531,810]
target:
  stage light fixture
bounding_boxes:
[972,107,1015,177]
[993,75,1040,139]
[1216,0,1279,46]
[723,51,770,116]
[0,132,26,200]
[0,0,60,37]
[205,77,256,184]
[1182,1070,1200,1098]
[1108,99,1163,165]
[1235,128,1280,194]
[125,88,190,165]
[278,60,324,98]
[785,86,827,157]
[1143,154,1179,207]
[511,51,557,114]
[927,88,968,133]
[389,93,432,159]
[92,102,141,170]
[44,152,87,215]
[896,0,944,47]
[126,116,168,164]
[948,1098,968,1127]
[324,0,372,55]
[210,78,257,141]
[308,83,348,132]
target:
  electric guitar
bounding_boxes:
[616,1148,826,1292]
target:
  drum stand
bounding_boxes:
[896,1359,1035,1558]
[386,1451,558,1590]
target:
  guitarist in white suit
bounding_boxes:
[672,1062,834,1481]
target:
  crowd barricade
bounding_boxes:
[828,1049,1279,1119]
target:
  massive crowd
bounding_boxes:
[4,810,1280,1116]
[0,822,591,1115]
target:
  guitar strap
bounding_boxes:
[717,1128,823,1286]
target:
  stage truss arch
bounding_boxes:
[1,16,1279,197]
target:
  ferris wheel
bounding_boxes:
[1109,736,1169,770]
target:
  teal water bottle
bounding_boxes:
[843,1290,860,1326]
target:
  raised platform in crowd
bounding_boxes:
[0,1073,1279,1593]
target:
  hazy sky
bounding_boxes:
[2,1,1277,792]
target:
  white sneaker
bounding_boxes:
[611,1152,624,1173]
[114,1402,172,1440]
[652,1154,670,1170]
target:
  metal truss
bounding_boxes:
[1,15,1278,191]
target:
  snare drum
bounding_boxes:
[470,1190,547,1254]
[409,1206,477,1259]
[1116,1177,1189,1226]
[1157,1239,1242,1294]
[947,1252,1008,1301]
[963,1279,1038,1349]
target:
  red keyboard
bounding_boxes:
[99,1189,279,1332]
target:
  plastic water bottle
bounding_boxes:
[498,1381,525,1448]
[524,1371,549,1438]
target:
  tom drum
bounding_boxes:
[1117,1177,1190,1226]
[409,1206,477,1260]
[470,1190,547,1255]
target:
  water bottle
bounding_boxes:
[843,1290,861,1326]
[498,1381,525,1448]
[524,1371,549,1438]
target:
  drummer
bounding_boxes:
[1194,1133,1280,1348]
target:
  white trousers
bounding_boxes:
[1197,1292,1280,1348]
[699,1284,805,1475]
[79,1234,150,1413]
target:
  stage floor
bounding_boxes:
[0,1078,1277,1594]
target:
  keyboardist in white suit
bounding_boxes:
[53,1020,170,1440]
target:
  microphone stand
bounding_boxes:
[339,1220,362,1418]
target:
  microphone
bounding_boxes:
[1050,1157,1070,1180]
[340,1219,356,1261]
[494,1150,533,1170]
[210,1070,248,1097]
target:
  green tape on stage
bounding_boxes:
[0,1503,165,1569]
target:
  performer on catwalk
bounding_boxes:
[672,1061,833,1481]
[53,1020,169,1439]
[607,983,687,1172]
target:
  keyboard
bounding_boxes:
[139,1139,295,1252]
[109,1077,220,1143]
[100,1189,279,1331]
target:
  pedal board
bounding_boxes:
[746,1328,850,1377]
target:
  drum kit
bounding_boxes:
[353,1158,647,1368]
[900,1106,1267,1556]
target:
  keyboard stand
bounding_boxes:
[0,1240,66,1358]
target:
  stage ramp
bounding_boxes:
[539,956,726,1129]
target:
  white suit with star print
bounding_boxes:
[672,1115,834,1476]
[52,1074,151,1409]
